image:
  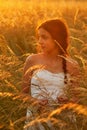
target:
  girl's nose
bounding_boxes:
[38,37,43,45]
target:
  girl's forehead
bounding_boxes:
[38,28,50,36]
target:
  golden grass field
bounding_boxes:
[0,0,87,130]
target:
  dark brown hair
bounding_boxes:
[37,19,69,83]
[37,19,69,55]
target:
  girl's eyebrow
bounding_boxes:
[37,34,47,38]
[38,33,46,36]
[37,34,44,38]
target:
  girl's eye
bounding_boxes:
[42,35,48,39]
[37,35,48,40]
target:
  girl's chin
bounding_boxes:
[41,48,52,53]
[41,48,46,52]
[42,50,51,54]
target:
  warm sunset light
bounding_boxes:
[0,0,87,130]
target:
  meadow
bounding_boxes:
[0,0,87,130]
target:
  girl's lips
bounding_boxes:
[41,46,45,49]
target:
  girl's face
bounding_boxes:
[37,28,58,53]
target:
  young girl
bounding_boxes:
[22,19,80,130]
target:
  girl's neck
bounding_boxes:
[43,51,61,61]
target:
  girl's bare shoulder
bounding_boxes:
[66,57,80,75]
[26,53,43,63]
[23,53,42,74]
[24,53,43,68]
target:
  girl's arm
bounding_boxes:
[68,61,80,103]
[22,55,34,94]
[57,59,80,104]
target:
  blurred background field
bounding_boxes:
[0,0,87,130]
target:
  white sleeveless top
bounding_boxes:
[30,69,70,101]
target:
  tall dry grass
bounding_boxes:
[0,0,87,130]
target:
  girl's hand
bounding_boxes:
[38,99,48,106]
[70,97,78,103]
[57,95,69,104]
